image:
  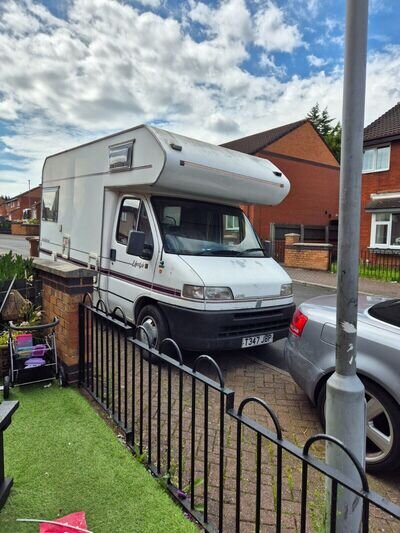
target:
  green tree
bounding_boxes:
[325,121,342,161]
[307,103,341,161]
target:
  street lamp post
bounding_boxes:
[325,1,369,531]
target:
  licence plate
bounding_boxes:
[241,333,274,348]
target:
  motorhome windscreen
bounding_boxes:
[152,197,265,257]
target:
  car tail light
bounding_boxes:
[289,309,308,337]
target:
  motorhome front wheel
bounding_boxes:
[137,305,169,350]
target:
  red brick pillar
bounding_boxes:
[284,233,301,246]
[33,259,94,384]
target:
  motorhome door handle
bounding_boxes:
[110,249,116,262]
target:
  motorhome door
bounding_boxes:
[106,196,159,321]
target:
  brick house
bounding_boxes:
[221,119,340,242]
[360,102,400,253]
[0,186,42,221]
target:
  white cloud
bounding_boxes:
[0,0,399,197]
[307,54,327,68]
[259,53,287,77]
[136,0,162,7]
[188,0,252,43]
[254,1,303,53]
[306,0,319,17]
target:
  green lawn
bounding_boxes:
[0,385,197,533]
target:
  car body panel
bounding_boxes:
[284,294,400,406]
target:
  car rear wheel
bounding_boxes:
[317,377,400,473]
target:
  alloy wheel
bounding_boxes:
[365,391,394,464]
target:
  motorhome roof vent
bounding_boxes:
[109,141,134,172]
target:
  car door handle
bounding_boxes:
[110,248,116,262]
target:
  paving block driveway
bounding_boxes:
[182,280,400,529]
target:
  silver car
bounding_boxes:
[284,294,400,473]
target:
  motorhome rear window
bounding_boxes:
[42,187,59,222]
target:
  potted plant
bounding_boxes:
[0,252,34,309]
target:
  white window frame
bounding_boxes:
[370,212,400,249]
[225,214,240,231]
[362,145,390,174]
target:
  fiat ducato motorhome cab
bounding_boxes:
[40,125,295,351]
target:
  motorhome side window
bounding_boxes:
[42,187,59,222]
[117,198,140,244]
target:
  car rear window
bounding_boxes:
[368,299,400,327]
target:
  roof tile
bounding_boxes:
[221,119,307,154]
[364,102,400,143]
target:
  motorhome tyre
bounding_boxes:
[137,304,169,352]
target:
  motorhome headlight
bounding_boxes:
[182,284,205,300]
[205,287,233,300]
[280,283,293,296]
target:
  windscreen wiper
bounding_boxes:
[237,248,265,256]
[198,249,240,256]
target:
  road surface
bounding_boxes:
[0,235,30,257]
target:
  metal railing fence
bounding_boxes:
[78,298,400,532]
[330,248,400,282]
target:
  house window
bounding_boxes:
[371,213,400,248]
[224,214,240,230]
[362,146,390,172]
[42,187,59,222]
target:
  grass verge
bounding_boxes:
[0,385,197,533]
[330,262,400,282]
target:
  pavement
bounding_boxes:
[284,266,400,299]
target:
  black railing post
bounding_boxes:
[78,303,85,386]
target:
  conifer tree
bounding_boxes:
[307,103,342,161]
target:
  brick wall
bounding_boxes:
[360,141,400,251]
[239,122,340,240]
[248,154,339,239]
[284,234,332,271]
[268,121,339,167]
[11,222,40,236]
[33,260,94,384]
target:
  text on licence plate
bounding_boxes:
[241,333,274,348]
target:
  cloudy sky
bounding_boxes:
[0,0,399,197]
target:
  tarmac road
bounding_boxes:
[0,234,30,257]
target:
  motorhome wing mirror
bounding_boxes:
[263,240,272,258]
[126,230,145,257]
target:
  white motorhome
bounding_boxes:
[40,125,295,351]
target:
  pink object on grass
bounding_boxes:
[39,512,88,533]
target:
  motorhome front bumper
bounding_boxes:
[159,302,296,351]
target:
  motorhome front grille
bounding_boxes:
[232,308,288,320]
[217,308,291,338]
